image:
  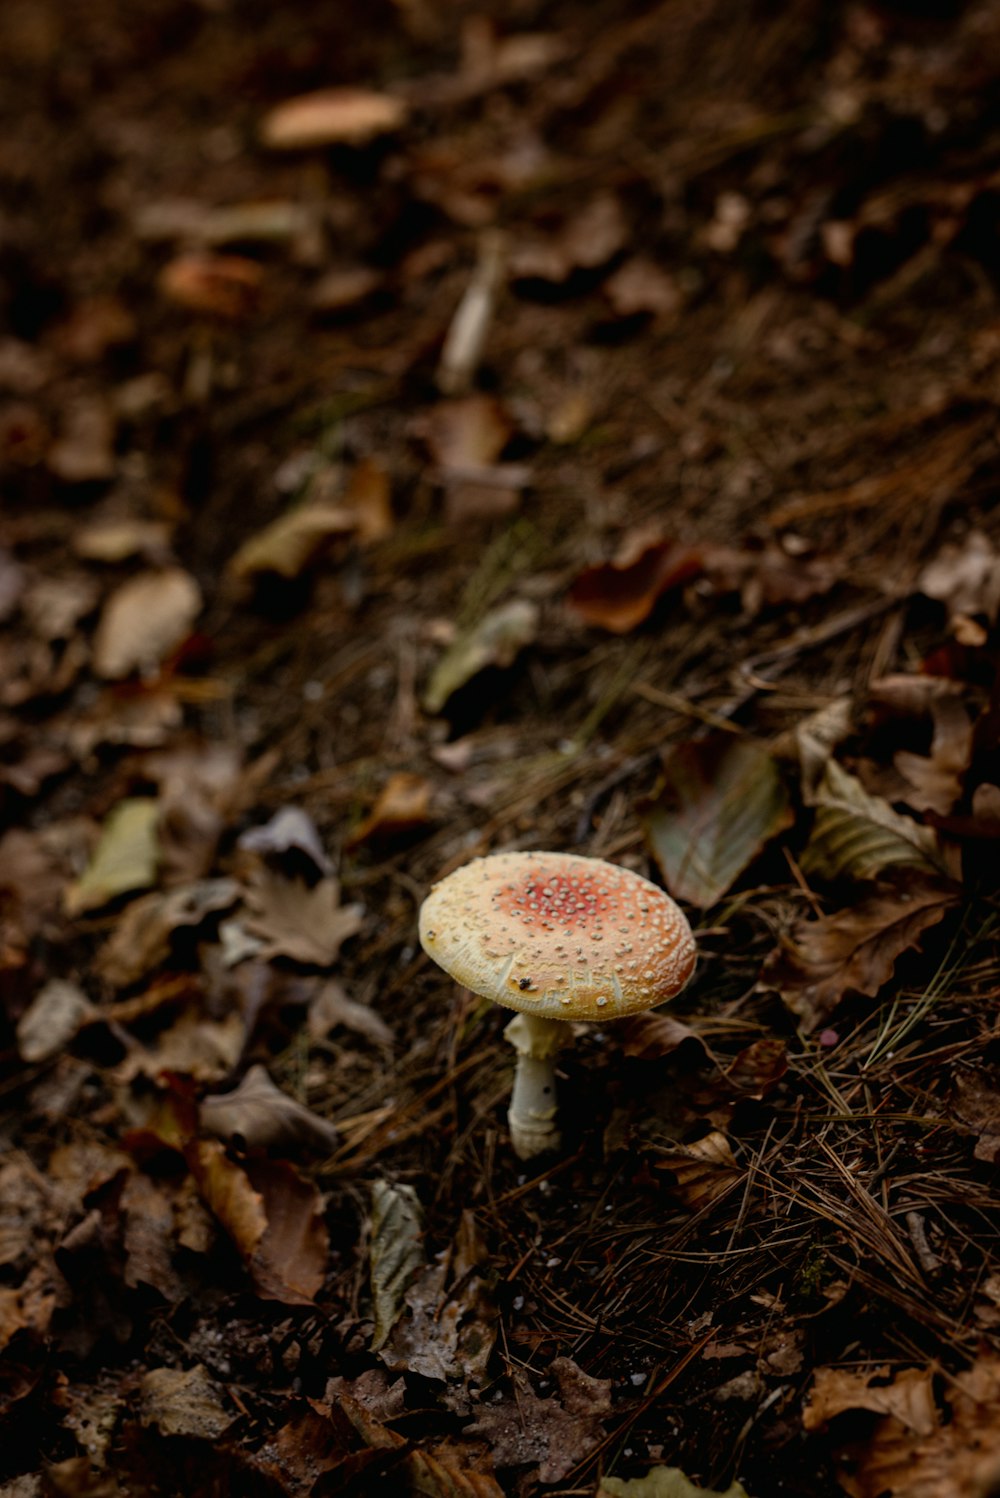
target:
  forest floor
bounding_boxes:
[3,2,1000,1495]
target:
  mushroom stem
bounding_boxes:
[504,1012,566,1160]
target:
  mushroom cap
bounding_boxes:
[419,850,695,1021]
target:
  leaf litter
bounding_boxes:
[4,3,1000,1496]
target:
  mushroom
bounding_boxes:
[418,850,696,1159]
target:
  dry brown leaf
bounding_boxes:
[466,1357,611,1484]
[227,503,357,580]
[238,807,332,878]
[242,868,363,966]
[651,1131,741,1209]
[0,1263,58,1353]
[22,572,99,642]
[200,1064,338,1153]
[119,1006,245,1084]
[72,518,173,565]
[139,1364,234,1439]
[96,879,239,988]
[950,1065,1000,1163]
[723,1037,788,1096]
[159,254,263,319]
[618,1011,709,1062]
[421,395,514,472]
[918,530,1000,623]
[423,599,538,714]
[763,878,958,1032]
[703,539,839,614]
[345,457,394,543]
[894,697,974,816]
[260,88,408,149]
[47,397,116,483]
[512,194,627,283]
[603,257,681,318]
[805,1364,937,1436]
[92,568,202,680]
[312,265,384,315]
[346,772,433,849]
[16,979,96,1063]
[244,1157,329,1304]
[121,1173,184,1300]
[307,980,393,1046]
[568,536,703,634]
[64,798,160,917]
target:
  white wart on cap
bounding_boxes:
[419,850,695,1020]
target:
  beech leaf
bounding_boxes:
[370,1179,424,1351]
[801,759,949,882]
[644,735,793,907]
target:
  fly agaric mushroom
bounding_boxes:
[418,850,696,1159]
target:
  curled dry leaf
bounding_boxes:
[763,878,958,1032]
[200,1064,339,1152]
[64,798,160,917]
[801,758,951,882]
[568,536,703,634]
[618,1011,710,1062]
[421,395,514,472]
[466,1357,611,1485]
[238,807,333,878]
[159,254,263,319]
[370,1179,424,1352]
[918,529,1000,623]
[423,598,538,714]
[804,1364,937,1436]
[894,697,974,817]
[651,1130,742,1210]
[227,503,356,580]
[260,88,408,150]
[346,772,433,849]
[643,735,793,908]
[603,258,682,319]
[703,539,839,614]
[92,567,202,680]
[308,980,393,1046]
[96,878,239,988]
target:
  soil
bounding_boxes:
[3,2,1000,1496]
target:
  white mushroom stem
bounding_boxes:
[504,1012,567,1161]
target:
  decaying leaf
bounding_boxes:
[200,1064,338,1152]
[260,88,408,150]
[801,758,950,882]
[139,1364,234,1440]
[466,1357,611,1484]
[16,979,96,1063]
[600,1468,753,1498]
[618,1011,710,1062]
[763,878,958,1031]
[804,1363,937,1435]
[381,1211,497,1404]
[918,529,1000,623]
[95,878,239,988]
[159,253,263,319]
[951,1066,1000,1164]
[72,517,174,564]
[894,697,974,816]
[346,772,433,849]
[568,536,702,634]
[227,503,357,580]
[92,568,202,679]
[421,395,514,472]
[423,599,538,714]
[308,980,393,1047]
[346,457,394,544]
[370,1180,424,1351]
[64,799,160,917]
[723,1037,788,1096]
[238,807,333,878]
[603,258,682,319]
[241,867,363,966]
[118,1006,245,1084]
[121,1172,184,1300]
[511,194,627,283]
[651,1130,742,1210]
[644,736,793,908]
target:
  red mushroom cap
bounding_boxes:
[419,850,695,1021]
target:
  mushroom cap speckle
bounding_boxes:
[419,850,695,1020]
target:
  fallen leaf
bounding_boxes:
[119,1006,245,1084]
[894,697,974,816]
[723,1037,788,1096]
[345,457,394,543]
[950,1066,1000,1163]
[801,758,950,882]
[47,397,116,483]
[405,1448,504,1498]
[0,1263,58,1353]
[421,395,514,472]
[65,799,160,917]
[381,1211,497,1406]
[139,1365,234,1440]
[603,258,682,319]
[121,1173,184,1300]
[308,980,393,1046]
[466,1357,611,1484]
[245,1157,329,1304]
[158,254,263,319]
[918,530,1000,623]
[92,567,202,679]
[16,979,96,1063]
[227,503,356,580]
[703,539,839,614]
[618,1012,710,1062]
[54,295,135,363]
[568,536,703,634]
[22,572,99,642]
[242,868,363,966]
[600,1468,753,1498]
[238,807,333,879]
[643,736,793,907]
[95,879,239,987]
[651,1130,741,1210]
[72,518,173,564]
[370,1179,424,1351]
[511,194,627,284]
[346,772,433,849]
[260,88,408,149]
[312,265,385,315]
[763,878,958,1031]
[804,1364,937,1436]
[200,1064,338,1152]
[423,599,538,714]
